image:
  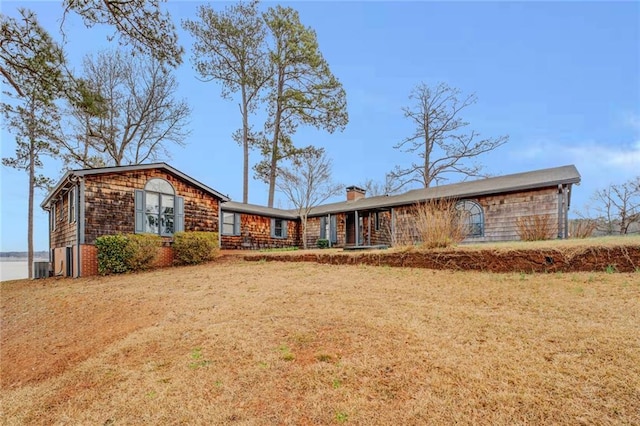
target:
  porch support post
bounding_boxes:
[562,185,569,238]
[557,184,564,239]
[355,210,359,246]
[367,212,371,245]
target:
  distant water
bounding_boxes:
[0,259,48,282]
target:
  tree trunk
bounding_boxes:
[423,120,431,188]
[301,215,308,249]
[27,135,35,280]
[267,69,285,208]
[241,86,249,204]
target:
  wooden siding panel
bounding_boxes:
[304,216,322,248]
[371,188,560,245]
[221,213,299,249]
[50,191,77,249]
[480,187,559,242]
[368,211,392,246]
[305,214,348,248]
[82,169,220,244]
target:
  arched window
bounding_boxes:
[135,178,183,236]
[455,200,484,237]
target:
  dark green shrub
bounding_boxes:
[96,233,161,275]
[96,234,135,275]
[173,232,219,265]
[127,233,162,271]
[317,238,330,249]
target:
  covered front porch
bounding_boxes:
[343,209,393,248]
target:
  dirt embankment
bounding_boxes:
[244,244,640,273]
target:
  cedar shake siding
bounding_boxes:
[220,211,299,250]
[388,188,560,244]
[306,165,579,245]
[49,189,78,249]
[480,187,560,242]
[362,211,393,246]
[83,169,221,244]
[303,216,324,248]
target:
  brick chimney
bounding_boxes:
[346,185,366,201]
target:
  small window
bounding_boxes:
[374,212,380,231]
[271,218,287,239]
[274,219,284,237]
[222,212,241,236]
[68,187,76,223]
[455,200,484,237]
[51,201,57,231]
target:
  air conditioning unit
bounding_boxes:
[33,261,51,279]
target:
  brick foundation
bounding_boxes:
[155,246,174,268]
[80,245,99,276]
[78,243,174,277]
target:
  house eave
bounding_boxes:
[221,201,298,220]
[308,165,581,216]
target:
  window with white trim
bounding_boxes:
[455,200,484,237]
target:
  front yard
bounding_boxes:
[1,258,639,424]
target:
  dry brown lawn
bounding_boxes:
[1,259,639,425]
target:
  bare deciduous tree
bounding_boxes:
[275,148,343,249]
[588,177,640,235]
[390,82,509,190]
[358,176,399,197]
[64,49,190,167]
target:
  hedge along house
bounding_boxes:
[299,164,581,248]
[41,163,229,277]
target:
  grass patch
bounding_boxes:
[1,260,639,424]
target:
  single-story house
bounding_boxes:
[299,164,580,248]
[42,163,580,277]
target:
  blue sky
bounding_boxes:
[1,1,639,251]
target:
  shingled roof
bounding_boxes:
[306,164,581,216]
[41,163,230,209]
[222,201,298,220]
